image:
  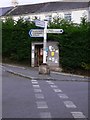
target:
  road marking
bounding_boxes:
[50,85,58,88]
[33,85,40,88]
[48,82,54,85]
[35,93,44,99]
[48,82,55,85]
[31,81,38,84]
[58,93,69,99]
[34,89,42,92]
[36,101,48,109]
[31,80,37,82]
[53,89,62,93]
[64,101,77,108]
[46,81,52,83]
[46,81,55,84]
[71,112,86,118]
[40,112,52,118]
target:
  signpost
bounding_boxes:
[29,20,64,66]
[43,20,48,64]
[47,29,63,34]
[29,29,44,37]
[29,29,63,38]
[34,20,45,28]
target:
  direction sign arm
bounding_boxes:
[29,29,32,37]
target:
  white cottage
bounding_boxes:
[2,1,90,24]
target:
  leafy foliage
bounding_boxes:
[49,17,90,70]
[2,17,90,70]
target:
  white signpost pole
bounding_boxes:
[43,20,48,64]
[29,20,64,74]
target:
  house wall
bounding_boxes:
[63,0,89,2]
[63,0,89,1]
[72,9,88,23]
[9,8,89,24]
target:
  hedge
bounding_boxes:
[2,17,90,70]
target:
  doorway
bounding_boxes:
[34,44,43,66]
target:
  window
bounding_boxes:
[45,15,52,21]
[64,13,72,21]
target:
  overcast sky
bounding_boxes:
[0,0,62,7]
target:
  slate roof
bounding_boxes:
[4,1,89,16]
[0,7,13,16]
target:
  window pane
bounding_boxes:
[64,13,71,21]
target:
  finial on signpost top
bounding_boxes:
[11,0,18,7]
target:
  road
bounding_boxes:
[2,70,89,119]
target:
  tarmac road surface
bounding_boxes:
[2,71,89,119]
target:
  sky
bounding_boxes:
[0,0,62,7]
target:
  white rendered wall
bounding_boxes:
[72,10,88,24]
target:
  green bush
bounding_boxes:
[2,17,90,70]
[49,18,90,70]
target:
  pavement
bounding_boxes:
[1,63,90,82]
